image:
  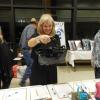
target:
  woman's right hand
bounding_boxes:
[39,35,51,44]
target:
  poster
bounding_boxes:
[55,21,66,47]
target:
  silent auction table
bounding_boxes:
[66,50,92,67]
[0,79,99,100]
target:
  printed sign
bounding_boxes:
[55,22,66,47]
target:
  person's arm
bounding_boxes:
[28,35,51,48]
[28,36,41,48]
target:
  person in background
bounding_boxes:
[91,30,100,78]
[19,18,37,86]
[28,14,60,85]
[0,26,14,89]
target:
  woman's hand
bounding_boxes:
[28,35,51,48]
[39,35,51,44]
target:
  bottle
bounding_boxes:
[77,86,89,100]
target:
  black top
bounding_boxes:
[30,34,60,85]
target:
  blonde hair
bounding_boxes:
[37,14,55,36]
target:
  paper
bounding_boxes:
[47,84,72,100]
[0,90,6,100]
[3,87,27,100]
[81,80,96,92]
[54,84,72,99]
[29,85,51,100]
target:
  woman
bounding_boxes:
[28,14,60,85]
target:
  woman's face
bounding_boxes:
[42,21,53,35]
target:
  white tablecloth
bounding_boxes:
[66,50,92,67]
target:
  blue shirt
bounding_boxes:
[19,24,36,50]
